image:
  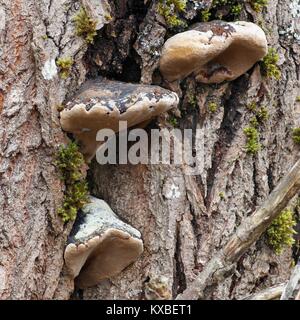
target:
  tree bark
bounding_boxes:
[85,0,300,300]
[177,158,300,299]
[0,0,300,300]
[0,0,100,299]
[280,258,300,300]
[243,283,285,300]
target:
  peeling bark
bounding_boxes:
[281,258,300,300]
[243,283,285,300]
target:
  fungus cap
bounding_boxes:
[159,21,268,84]
[64,196,143,289]
[60,79,179,161]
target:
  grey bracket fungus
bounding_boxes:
[64,196,144,289]
[60,78,179,161]
[159,21,268,84]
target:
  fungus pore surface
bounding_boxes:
[60,78,179,161]
[64,196,143,289]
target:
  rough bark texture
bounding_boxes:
[0,0,107,299]
[0,0,300,300]
[176,158,300,300]
[85,0,300,300]
[243,282,285,300]
[281,258,300,300]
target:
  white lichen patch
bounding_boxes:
[73,196,141,241]
[191,0,205,10]
[165,183,181,199]
[291,0,300,18]
[0,6,5,59]
[279,0,300,42]
[42,59,58,80]
[0,266,6,293]
[0,6,6,32]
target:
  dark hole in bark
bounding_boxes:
[114,55,141,83]
[83,0,149,83]
[127,0,149,23]
[70,288,84,300]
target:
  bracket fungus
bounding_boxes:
[60,78,179,161]
[64,196,143,289]
[159,21,268,84]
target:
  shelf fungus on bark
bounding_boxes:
[64,196,143,289]
[159,20,268,84]
[60,78,179,161]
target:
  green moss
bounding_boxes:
[211,0,243,19]
[219,192,225,200]
[198,0,243,22]
[201,9,211,22]
[169,116,178,126]
[230,3,242,15]
[296,96,300,102]
[261,48,281,80]
[250,0,268,12]
[246,101,257,112]
[56,104,65,112]
[208,102,218,113]
[167,0,187,11]
[56,57,73,79]
[292,128,300,144]
[267,209,296,255]
[55,142,89,222]
[73,8,97,44]
[256,106,269,122]
[189,96,197,108]
[157,0,187,28]
[243,126,261,154]
[104,13,112,21]
[246,102,269,126]
[249,116,259,128]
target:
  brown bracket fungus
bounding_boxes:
[159,21,268,84]
[64,196,143,289]
[60,78,179,161]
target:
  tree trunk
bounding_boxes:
[0,0,94,299]
[1,0,299,300]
